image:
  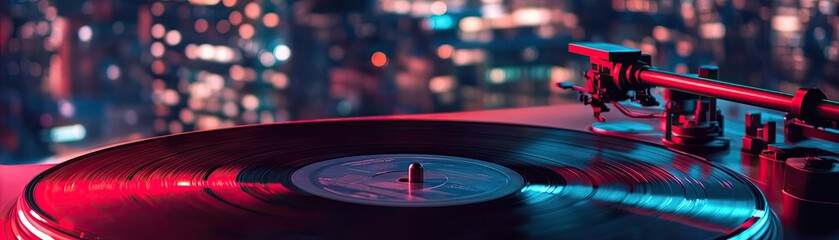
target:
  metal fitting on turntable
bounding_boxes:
[660,66,728,150]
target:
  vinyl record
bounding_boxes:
[5,120,778,239]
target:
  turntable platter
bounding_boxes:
[5,120,778,239]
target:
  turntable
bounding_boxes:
[4,42,839,239]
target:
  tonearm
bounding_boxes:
[559,42,839,154]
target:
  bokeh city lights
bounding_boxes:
[1,0,837,163]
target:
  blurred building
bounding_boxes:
[139,0,293,135]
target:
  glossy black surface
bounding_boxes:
[6,120,778,239]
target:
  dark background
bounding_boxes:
[1,0,837,163]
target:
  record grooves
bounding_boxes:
[5,120,779,239]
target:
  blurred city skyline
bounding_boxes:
[1,0,837,162]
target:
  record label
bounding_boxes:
[291,154,525,207]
